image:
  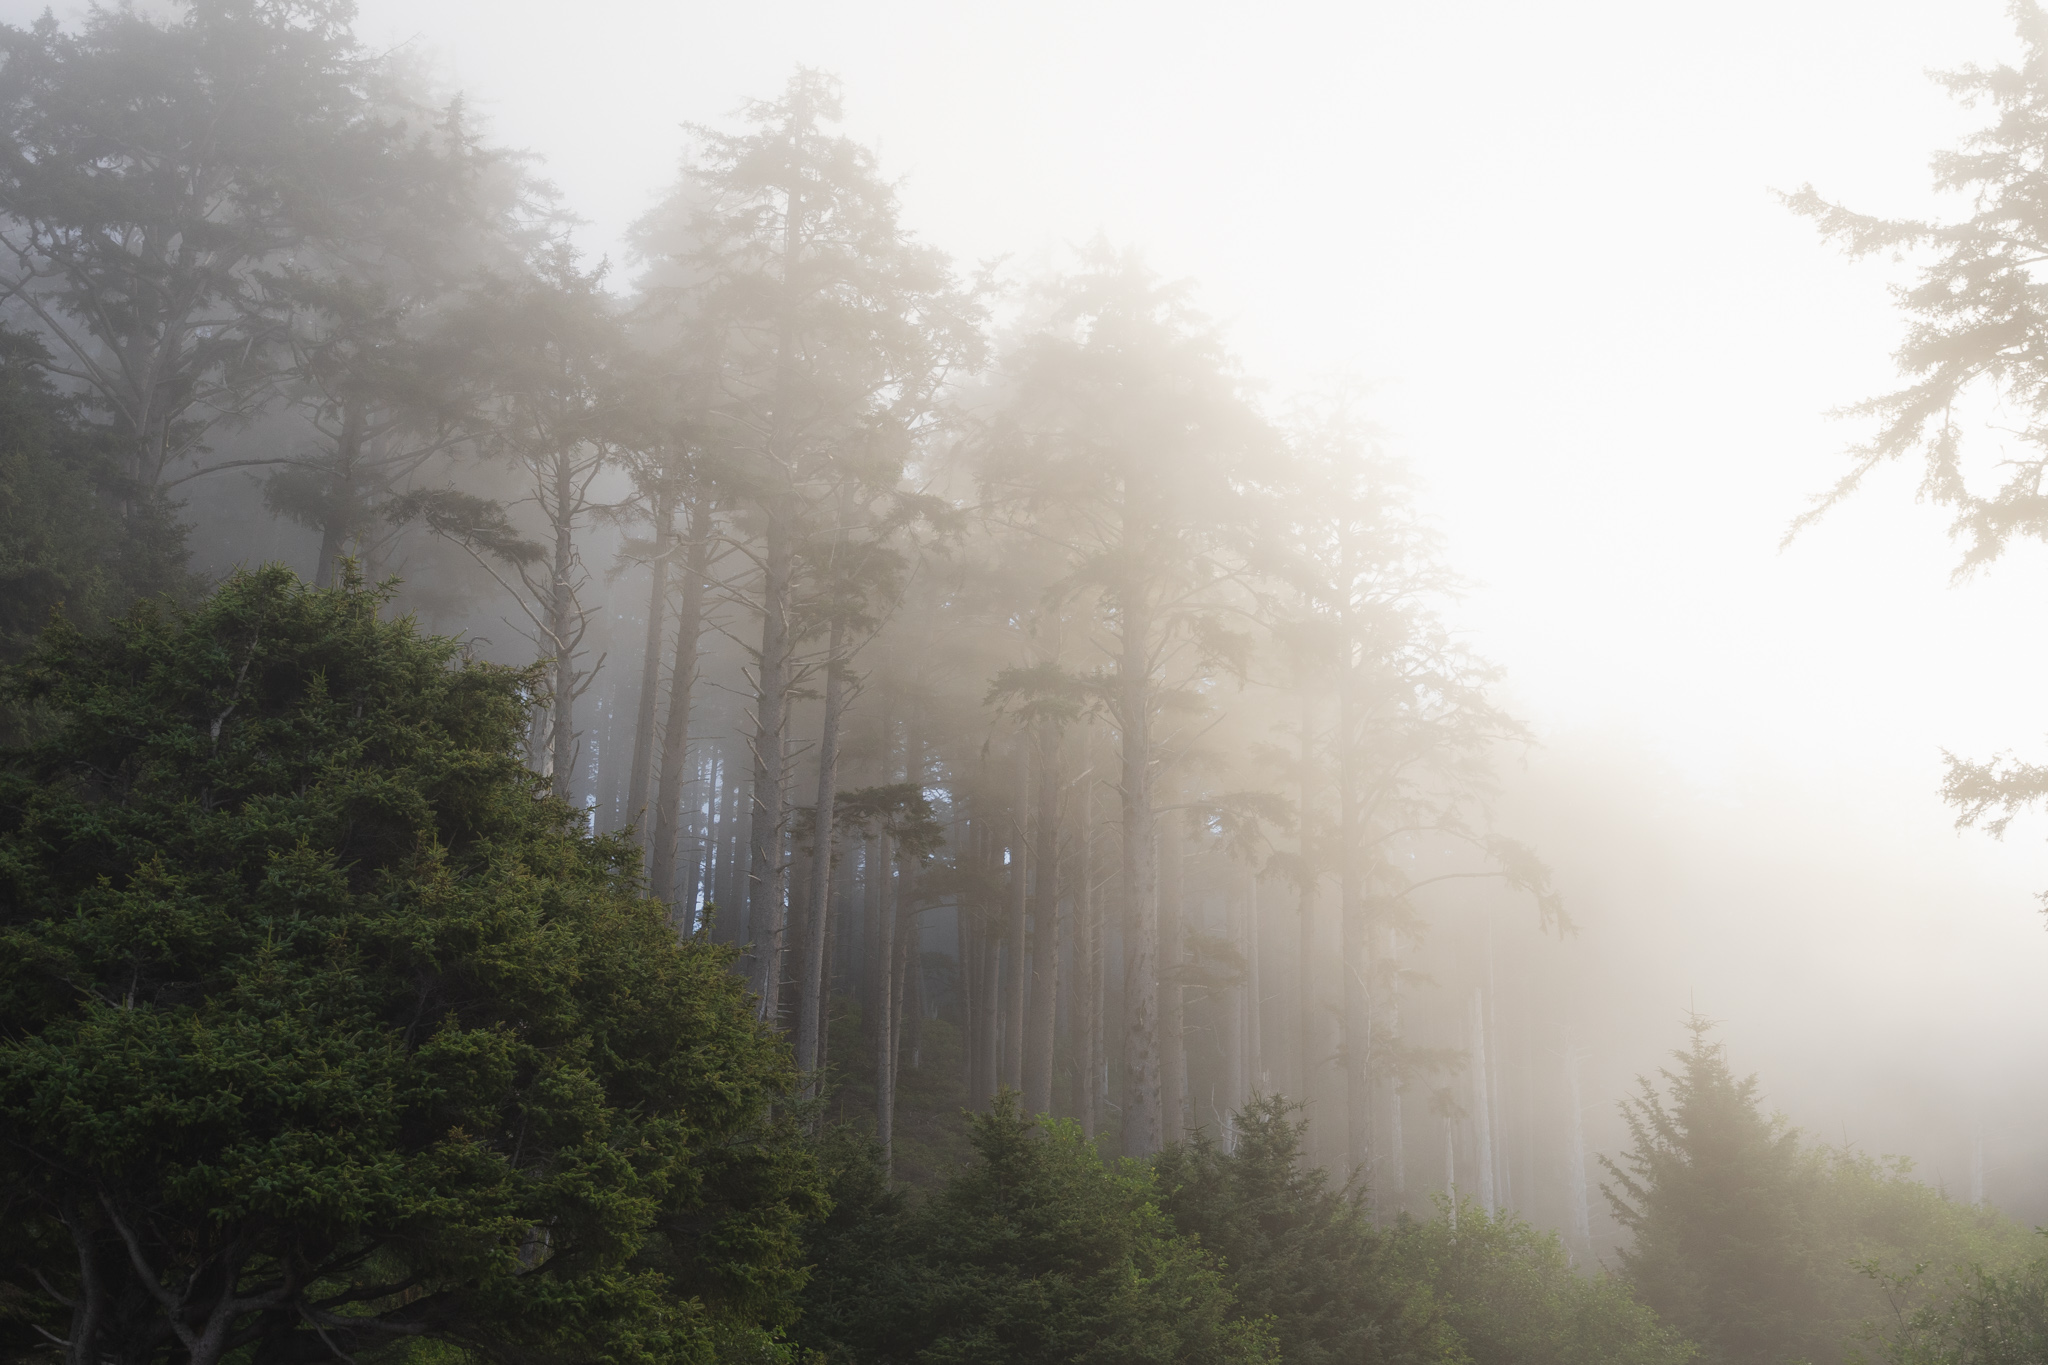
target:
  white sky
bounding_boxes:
[13,0,2048,1181]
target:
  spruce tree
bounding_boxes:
[1602,1019,1822,1365]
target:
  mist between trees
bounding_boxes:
[6,3,2048,1364]
[0,0,1575,1183]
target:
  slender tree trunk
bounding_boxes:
[1339,669,1371,1171]
[717,750,744,936]
[625,487,675,844]
[650,496,713,912]
[1119,591,1160,1156]
[905,909,924,1071]
[1160,819,1186,1142]
[314,399,366,589]
[961,900,983,1106]
[59,1198,104,1365]
[1384,926,1404,1202]
[1487,928,1510,1211]
[861,833,884,1058]
[873,831,898,1166]
[1002,749,1028,1092]
[1023,721,1061,1115]
[1471,986,1495,1216]
[749,500,793,1020]
[1296,687,1325,1164]
[1236,875,1253,1096]
[1223,874,1246,1147]
[1077,773,1100,1136]
[796,616,849,1078]
[750,158,807,1024]
[686,750,716,925]
[548,447,578,806]
[972,832,1001,1111]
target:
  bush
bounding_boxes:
[1390,1199,1696,1365]
[797,1094,1273,1365]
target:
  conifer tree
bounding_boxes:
[1601,1019,1822,1365]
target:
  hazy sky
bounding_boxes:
[11,0,2046,1168]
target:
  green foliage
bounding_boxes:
[819,997,973,1190]
[1604,1020,2032,1365]
[0,567,822,1365]
[1153,1097,1462,1365]
[0,330,189,685]
[1859,1243,2048,1365]
[796,1095,1274,1365]
[1814,1147,2036,1344]
[1389,1199,1695,1365]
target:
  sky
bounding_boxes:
[14,0,2047,1193]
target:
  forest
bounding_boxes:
[0,1,2045,1363]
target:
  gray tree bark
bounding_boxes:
[649,496,713,916]
[624,486,674,844]
[1023,720,1062,1115]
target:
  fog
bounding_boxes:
[5,0,2046,1266]
[330,0,2048,1219]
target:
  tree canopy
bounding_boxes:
[0,567,821,1365]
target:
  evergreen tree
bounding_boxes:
[0,567,821,1365]
[978,247,1273,1155]
[0,0,400,488]
[1153,1097,1462,1365]
[1601,1020,1823,1365]
[799,1095,1274,1365]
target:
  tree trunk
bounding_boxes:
[650,496,713,915]
[1119,590,1160,1156]
[971,816,1001,1111]
[1222,872,1246,1147]
[1077,773,1100,1137]
[1002,748,1028,1093]
[905,908,924,1072]
[1023,720,1061,1115]
[685,748,715,925]
[548,447,578,806]
[314,399,366,589]
[716,749,744,936]
[1296,687,1325,1165]
[796,616,849,1079]
[749,497,793,1021]
[1385,927,1405,1204]
[58,1198,104,1365]
[1160,818,1186,1142]
[1246,868,1262,1097]
[625,486,675,845]
[860,833,884,1058]
[1470,986,1495,1216]
[873,830,898,1167]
